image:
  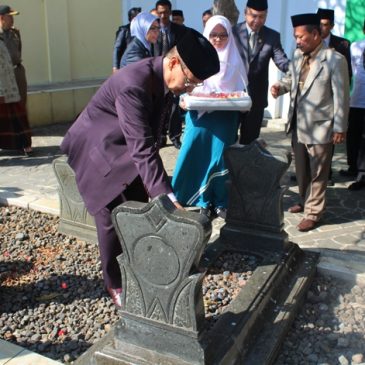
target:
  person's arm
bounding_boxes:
[112,28,128,72]
[336,36,352,83]
[270,65,292,98]
[342,40,352,82]
[271,32,290,74]
[331,54,350,144]
[116,86,173,199]
[120,41,150,68]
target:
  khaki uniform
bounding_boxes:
[3,27,27,104]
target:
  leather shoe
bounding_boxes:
[107,287,123,308]
[172,138,182,149]
[288,204,304,213]
[348,180,365,191]
[297,219,317,232]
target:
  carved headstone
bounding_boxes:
[111,195,212,364]
[212,0,240,25]
[53,157,97,243]
[221,142,292,250]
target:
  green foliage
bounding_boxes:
[345,0,365,42]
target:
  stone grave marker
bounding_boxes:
[53,157,97,243]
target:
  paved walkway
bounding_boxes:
[0,121,365,364]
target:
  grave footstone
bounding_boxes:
[53,157,97,243]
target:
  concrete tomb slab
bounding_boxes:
[75,141,318,365]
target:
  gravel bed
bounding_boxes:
[1,206,364,364]
[203,251,259,326]
[0,206,120,364]
[275,275,365,365]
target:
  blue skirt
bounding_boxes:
[172,110,239,209]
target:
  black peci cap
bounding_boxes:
[176,28,220,80]
[317,8,334,23]
[172,10,183,17]
[291,13,320,27]
[246,0,268,11]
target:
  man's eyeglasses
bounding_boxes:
[209,32,228,40]
[180,64,203,88]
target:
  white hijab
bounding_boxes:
[130,12,158,51]
[197,15,248,93]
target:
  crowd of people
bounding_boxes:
[0,0,364,308]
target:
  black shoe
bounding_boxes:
[214,207,227,219]
[172,138,181,149]
[348,180,365,191]
[199,207,212,219]
[339,168,358,177]
[290,174,297,182]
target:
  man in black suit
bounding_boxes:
[153,0,187,149]
[233,0,289,145]
[317,8,352,184]
[317,8,352,81]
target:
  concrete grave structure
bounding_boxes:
[75,141,318,365]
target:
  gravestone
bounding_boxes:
[76,141,318,365]
[77,195,213,365]
[221,142,290,250]
[52,157,97,243]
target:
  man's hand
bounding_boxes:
[179,97,187,110]
[332,132,346,144]
[174,201,184,210]
[270,84,280,99]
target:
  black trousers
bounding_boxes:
[347,107,365,172]
[238,105,265,145]
[93,176,149,289]
[163,96,182,141]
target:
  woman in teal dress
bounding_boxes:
[172,15,247,219]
